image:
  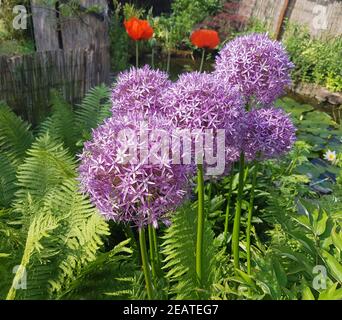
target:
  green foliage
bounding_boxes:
[0,103,34,165]
[109,1,131,71]
[39,91,78,153]
[1,80,341,300]
[0,87,140,300]
[2,134,110,299]
[0,155,19,208]
[162,203,218,299]
[75,84,111,142]
[62,239,137,300]
[282,23,342,92]
[154,0,221,49]
[0,0,28,40]
[38,85,111,151]
[122,2,145,20]
[0,1,34,55]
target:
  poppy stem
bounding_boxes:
[166,50,171,73]
[136,41,139,68]
[199,48,206,72]
[196,164,205,287]
[246,162,259,275]
[139,227,153,299]
[151,46,155,69]
[232,152,245,270]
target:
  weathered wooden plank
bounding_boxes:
[30,0,60,51]
[60,0,109,50]
[237,0,342,38]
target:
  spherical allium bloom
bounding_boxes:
[160,72,245,172]
[190,29,220,49]
[242,107,296,160]
[111,65,171,117]
[214,33,294,106]
[78,114,192,228]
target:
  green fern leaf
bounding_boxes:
[38,90,78,152]
[60,239,138,300]
[0,103,33,164]
[15,134,76,202]
[74,84,111,141]
[161,203,217,299]
[0,155,18,208]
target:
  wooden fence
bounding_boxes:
[237,0,342,38]
[0,46,110,125]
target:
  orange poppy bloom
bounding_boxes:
[190,29,220,49]
[124,17,154,41]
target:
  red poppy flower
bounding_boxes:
[190,29,220,49]
[124,17,154,41]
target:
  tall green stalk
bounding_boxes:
[199,49,206,73]
[139,227,153,299]
[246,162,259,275]
[152,227,160,269]
[124,224,137,251]
[148,224,157,283]
[166,50,171,73]
[136,41,139,68]
[223,168,234,241]
[196,164,205,285]
[232,152,245,270]
[195,47,207,287]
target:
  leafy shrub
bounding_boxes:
[154,0,222,49]
[282,22,342,92]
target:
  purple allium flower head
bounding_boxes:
[111,65,171,117]
[160,72,245,170]
[214,33,294,106]
[78,114,192,228]
[242,107,296,160]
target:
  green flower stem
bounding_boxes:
[223,168,234,241]
[124,224,137,250]
[232,152,245,270]
[246,162,259,275]
[151,47,155,69]
[199,49,206,72]
[139,227,153,299]
[166,50,171,73]
[196,164,205,285]
[136,41,139,68]
[148,224,157,283]
[152,227,160,269]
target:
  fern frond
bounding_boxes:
[15,134,76,202]
[0,154,18,208]
[161,203,217,299]
[0,208,24,299]
[46,179,110,295]
[60,239,138,300]
[74,84,111,141]
[6,210,59,300]
[7,134,110,299]
[38,90,78,152]
[0,103,33,164]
